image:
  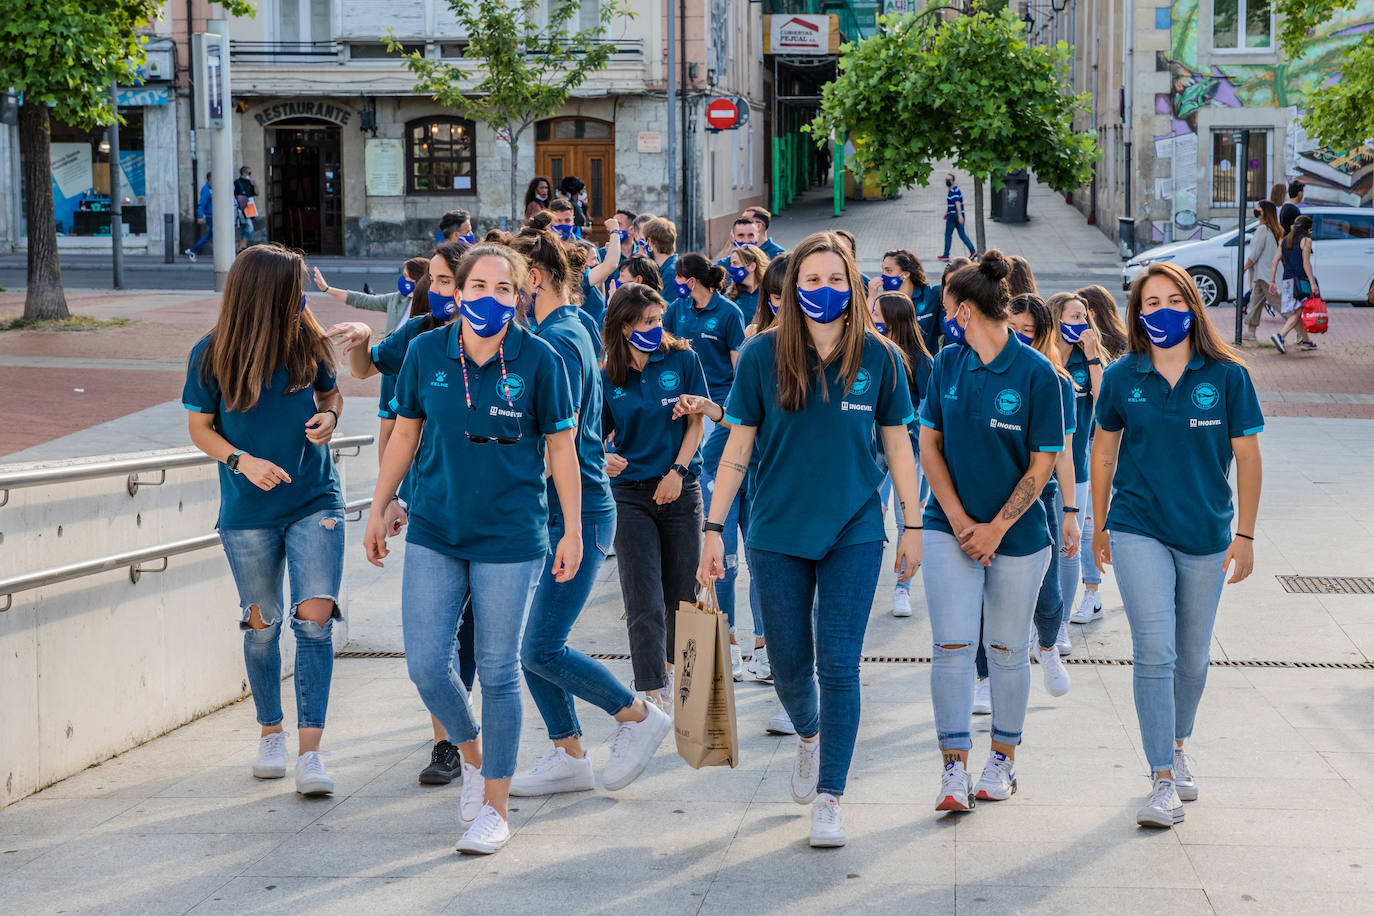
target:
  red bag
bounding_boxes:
[1301,296,1329,334]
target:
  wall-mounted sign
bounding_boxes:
[252,101,355,128]
[365,138,404,197]
[192,33,226,128]
[706,98,740,131]
[637,131,662,153]
[115,86,170,107]
[764,14,838,56]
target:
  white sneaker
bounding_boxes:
[183,249,197,263]
[1173,747,1198,801]
[1038,646,1071,697]
[603,702,672,791]
[664,670,675,711]
[746,646,773,682]
[809,793,846,847]
[974,750,1017,801]
[935,759,975,811]
[790,737,820,804]
[731,643,743,682]
[767,704,796,735]
[1055,621,1073,655]
[458,760,484,826]
[456,804,510,855]
[1069,590,1103,624]
[1137,777,1184,828]
[294,751,334,796]
[510,747,595,796]
[253,731,289,779]
[972,678,992,715]
[892,587,913,617]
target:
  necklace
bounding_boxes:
[457,330,511,409]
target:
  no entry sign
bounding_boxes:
[706,97,739,131]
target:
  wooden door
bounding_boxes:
[267,125,343,255]
[535,118,615,246]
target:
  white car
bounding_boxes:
[1122,206,1374,307]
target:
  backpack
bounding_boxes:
[1301,295,1328,335]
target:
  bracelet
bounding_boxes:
[1234,532,1254,541]
[904,525,923,530]
[1063,506,1080,514]
[322,408,339,425]
[703,521,725,533]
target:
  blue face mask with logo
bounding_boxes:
[943,304,966,343]
[460,295,515,338]
[618,229,629,242]
[628,325,663,353]
[726,264,750,283]
[553,224,576,240]
[875,321,887,336]
[457,233,477,245]
[397,275,416,296]
[796,285,851,323]
[428,289,458,322]
[1060,321,1090,344]
[1139,308,1192,349]
[673,279,692,300]
[732,240,747,248]
[1013,330,1034,345]
[881,273,904,291]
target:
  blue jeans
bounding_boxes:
[925,530,1050,750]
[1032,490,1065,648]
[402,543,543,780]
[219,508,345,729]
[1072,481,1102,588]
[522,516,634,740]
[700,459,745,631]
[188,223,213,255]
[750,540,884,797]
[943,215,975,256]
[885,462,927,597]
[1110,531,1227,771]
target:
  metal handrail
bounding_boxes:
[0,435,374,504]
[0,498,372,612]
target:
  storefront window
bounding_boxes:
[407,117,477,194]
[49,111,148,235]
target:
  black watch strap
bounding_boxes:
[703,520,725,533]
[1087,357,1103,366]
[671,463,693,479]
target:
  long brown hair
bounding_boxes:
[873,292,924,396]
[1009,293,1070,381]
[882,249,928,289]
[1006,256,1038,297]
[601,282,690,386]
[773,231,899,412]
[1283,214,1313,250]
[752,254,789,334]
[1256,199,1282,242]
[1076,284,1129,357]
[726,244,769,303]
[1126,263,1245,366]
[203,244,334,412]
[1047,291,1113,366]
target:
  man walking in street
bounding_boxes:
[1279,179,1304,233]
[233,166,258,254]
[184,172,213,263]
[940,172,976,260]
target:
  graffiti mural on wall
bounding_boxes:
[1150,0,1374,241]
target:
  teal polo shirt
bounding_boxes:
[1065,347,1095,482]
[919,331,1066,557]
[733,288,760,322]
[371,315,441,376]
[378,373,397,420]
[182,335,344,530]
[725,332,915,560]
[532,305,616,525]
[581,269,606,326]
[656,255,678,293]
[914,285,944,356]
[1095,351,1263,556]
[1042,370,1077,502]
[601,345,710,482]
[391,321,576,562]
[663,291,747,400]
[759,238,785,259]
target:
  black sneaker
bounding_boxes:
[419,740,462,785]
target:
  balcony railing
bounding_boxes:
[228,38,644,65]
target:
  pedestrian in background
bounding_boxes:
[233,166,258,253]
[525,176,553,222]
[1243,201,1283,341]
[940,173,977,260]
[184,172,214,262]
[1268,214,1318,354]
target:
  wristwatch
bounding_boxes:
[226,450,245,473]
[1087,357,1102,366]
[671,463,694,480]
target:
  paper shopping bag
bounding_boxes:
[673,584,739,768]
[244,197,259,218]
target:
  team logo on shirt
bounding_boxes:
[431,370,449,388]
[705,317,719,331]
[611,386,627,399]
[994,389,1022,416]
[851,368,872,396]
[1071,369,1088,388]
[1191,382,1219,411]
[944,383,958,400]
[1128,387,1147,403]
[658,370,681,392]
[500,373,526,402]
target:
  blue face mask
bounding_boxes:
[726,264,750,283]
[875,321,887,336]
[299,293,308,314]
[397,275,416,296]
[732,240,748,248]
[770,297,779,315]
[673,279,692,300]
[553,224,576,240]
[460,295,516,338]
[943,304,966,343]
[1139,308,1192,349]
[1060,321,1090,344]
[428,289,458,322]
[796,285,851,323]
[628,325,663,353]
[618,229,630,242]
[644,241,656,257]
[457,233,477,245]
[1013,330,1034,345]
[881,273,904,291]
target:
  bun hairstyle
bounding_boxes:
[602,282,690,386]
[483,228,512,245]
[945,248,1013,320]
[527,210,554,231]
[509,226,574,302]
[619,256,663,291]
[563,241,592,275]
[676,252,726,291]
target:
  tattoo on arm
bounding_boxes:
[721,460,748,474]
[1000,475,1038,523]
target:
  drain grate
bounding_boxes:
[1278,575,1374,595]
[335,650,406,659]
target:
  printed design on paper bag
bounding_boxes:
[679,638,697,707]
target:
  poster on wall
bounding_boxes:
[365,138,404,197]
[50,142,94,235]
[764,14,837,55]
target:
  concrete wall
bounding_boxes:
[0,446,355,808]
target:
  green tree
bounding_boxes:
[1,0,252,321]
[1274,0,1374,148]
[807,6,1098,252]
[389,0,633,227]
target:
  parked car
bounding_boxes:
[1123,206,1374,307]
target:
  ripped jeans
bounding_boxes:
[219,508,345,729]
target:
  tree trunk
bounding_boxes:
[19,102,69,321]
[972,176,986,256]
[509,127,521,229]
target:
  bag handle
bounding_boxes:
[697,580,721,614]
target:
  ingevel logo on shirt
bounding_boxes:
[989,417,1024,432]
[1190,417,1223,428]
[1191,382,1219,411]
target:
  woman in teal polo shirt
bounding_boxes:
[1092,262,1263,830]
[364,244,583,856]
[725,243,769,322]
[600,282,710,712]
[699,231,922,849]
[506,229,673,799]
[183,244,345,797]
[919,251,1065,813]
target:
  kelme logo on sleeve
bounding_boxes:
[995,389,1023,416]
[1191,382,1219,411]
[501,373,526,401]
[657,369,681,391]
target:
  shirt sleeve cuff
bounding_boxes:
[369,344,381,365]
[918,416,939,430]
[1095,418,1123,432]
[722,412,752,426]
[1239,425,1264,436]
[547,418,577,433]
[1034,444,1065,452]
[392,398,424,420]
[182,402,214,414]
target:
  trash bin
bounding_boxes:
[993,170,1030,223]
[1118,217,1136,260]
